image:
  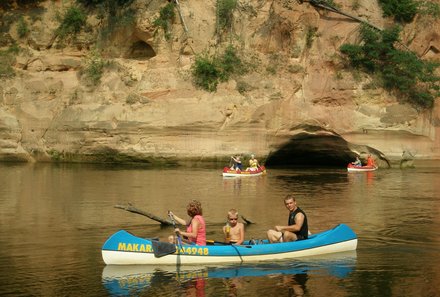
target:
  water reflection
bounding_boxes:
[222,177,242,194]
[102,252,356,296]
[222,175,267,197]
[282,274,308,297]
[2,163,440,296]
[346,170,376,187]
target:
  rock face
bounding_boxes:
[1,0,439,167]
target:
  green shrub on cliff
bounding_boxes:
[217,0,237,32]
[340,24,440,108]
[378,0,418,22]
[56,6,87,39]
[17,16,29,38]
[305,26,318,49]
[0,45,20,78]
[418,1,440,18]
[153,3,175,40]
[82,49,107,86]
[1,0,43,10]
[76,0,134,8]
[220,45,246,75]
[192,45,247,92]
[378,0,440,22]
[192,55,224,92]
[75,0,135,43]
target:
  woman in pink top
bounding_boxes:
[168,200,206,245]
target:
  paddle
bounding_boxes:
[152,240,177,257]
[168,211,183,247]
[206,239,253,248]
[206,239,231,245]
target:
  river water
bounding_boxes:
[0,162,439,297]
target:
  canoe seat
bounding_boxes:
[248,239,265,245]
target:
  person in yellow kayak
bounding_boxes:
[247,154,259,171]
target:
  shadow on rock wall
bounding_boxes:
[266,133,358,168]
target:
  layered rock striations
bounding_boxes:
[1,0,439,167]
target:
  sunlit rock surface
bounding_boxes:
[1,0,439,166]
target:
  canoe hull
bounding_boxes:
[222,171,264,177]
[102,239,357,265]
[102,224,357,265]
[222,166,266,177]
[347,164,377,172]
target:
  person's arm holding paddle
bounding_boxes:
[168,211,187,226]
[169,200,207,245]
[175,216,201,241]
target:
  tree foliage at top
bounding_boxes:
[340,25,439,109]
[378,0,419,22]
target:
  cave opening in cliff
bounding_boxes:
[127,40,156,60]
[265,133,357,168]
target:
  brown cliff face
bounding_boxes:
[1,0,439,167]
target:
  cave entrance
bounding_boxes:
[266,133,357,168]
[127,40,156,60]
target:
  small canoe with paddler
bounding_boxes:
[101,224,357,265]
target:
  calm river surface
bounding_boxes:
[1,162,439,297]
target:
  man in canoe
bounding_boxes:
[230,155,243,171]
[223,209,244,245]
[267,194,308,243]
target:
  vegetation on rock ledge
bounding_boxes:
[378,0,419,22]
[340,25,440,109]
[192,45,247,92]
[217,0,237,33]
[153,2,175,40]
[81,49,108,86]
[0,44,19,78]
[56,5,87,40]
[378,0,440,22]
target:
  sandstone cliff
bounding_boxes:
[1,0,439,167]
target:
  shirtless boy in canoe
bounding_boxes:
[223,209,244,245]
